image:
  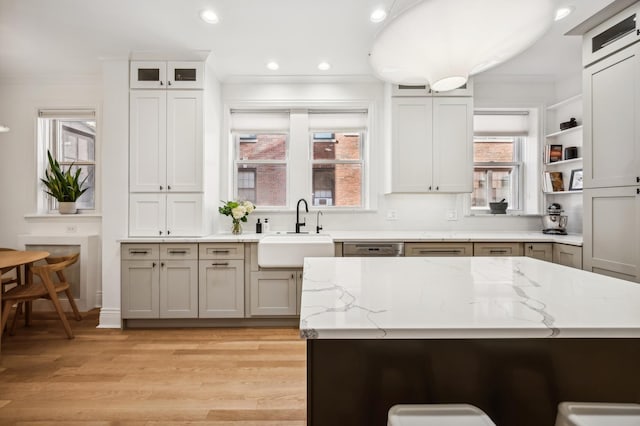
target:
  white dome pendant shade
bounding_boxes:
[369,0,555,91]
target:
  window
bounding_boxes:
[231,110,290,208]
[471,110,533,213]
[472,136,522,210]
[38,109,96,211]
[309,110,367,209]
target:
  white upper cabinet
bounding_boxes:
[130,61,204,89]
[129,90,203,193]
[583,42,640,189]
[391,96,473,193]
[582,3,640,68]
[129,193,203,237]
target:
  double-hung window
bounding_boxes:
[231,111,289,207]
[38,109,97,211]
[472,111,530,212]
[308,110,367,208]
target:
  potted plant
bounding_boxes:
[41,150,88,214]
[219,200,255,234]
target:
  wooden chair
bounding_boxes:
[1,253,82,339]
[0,247,23,292]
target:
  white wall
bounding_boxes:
[220,78,559,234]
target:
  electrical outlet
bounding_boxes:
[65,225,77,233]
[386,210,398,221]
[446,210,458,221]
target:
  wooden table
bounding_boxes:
[0,250,49,353]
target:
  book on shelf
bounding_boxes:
[543,171,564,192]
[546,144,563,163]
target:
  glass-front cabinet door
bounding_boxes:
[167,61,204,89]
[130,61,167,89]
[130,61,204,89]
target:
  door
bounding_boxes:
[166,91,203,192]
[121,260,159,318]
[391,97,434,192]
[166,193,203,237]
[584,187,640,282]
[130,90,167,192]
[159,260,198,318]
[583,43,640,189]
[199,259,245,318]
[130,61,167,89]
[432,97,473,192]
[129,193,166,237]
[167,61,204,89]
[250,270,297,316]
[525,243,553,262]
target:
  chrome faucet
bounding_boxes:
[316,210,323,234]
[295,198,309,233]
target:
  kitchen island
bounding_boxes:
[300,257,640,425]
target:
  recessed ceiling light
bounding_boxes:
[318,62,331,71]
[200,10,219,24]
[0,124,9,133]
[266,61,279,71]
[555,6,573,21]
[370,8,387,23]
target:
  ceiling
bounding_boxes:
[0,0,615,84]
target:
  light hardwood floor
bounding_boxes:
[0,310,306,425]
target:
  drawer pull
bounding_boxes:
[130,250,149,254]
[168,250,187,254]
[418,249,461,254]
[489,249,509,254]
[211,250,230,254]
[211,262,229,267]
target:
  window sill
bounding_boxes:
[466,212,542,218]
[25,213,103,219]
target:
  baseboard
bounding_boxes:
[97,307,122,329]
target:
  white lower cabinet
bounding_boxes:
[250,270,298,316]
[525,243,553,262]
[129,193,203,237]
[122,244,198,319]
[198,260,245,318]
[553,244,583,270]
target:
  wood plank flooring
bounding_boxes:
[0,310,306,425]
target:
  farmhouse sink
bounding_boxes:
[257,234,334,268]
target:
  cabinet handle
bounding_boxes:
[160,185,163,190]
[211,250,230,254]
[167,230,171,235]
[428,186,432,191]
[528,245,533,250]
[159,230,163,235]
[168,250,187,254]
[636,176,639,183]
[211,262,228,267]
[419,249,461,254]
[436,186,439,191]
[637,29,640,36]
[291,274,294,279]
[130,250,149,254]
[168,185,171,190]
[168,81,172,86]
[152,262,156,268]
[637,188,640,195]
[160,81,163,86]
[160,262,165,267]
[489,249,509,254]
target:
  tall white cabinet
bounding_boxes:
[129,61,205,237]
[390,93,473,193]
[581,3,640,282]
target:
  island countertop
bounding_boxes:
[299,256,640,339]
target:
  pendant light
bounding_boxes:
[369,0,556,91]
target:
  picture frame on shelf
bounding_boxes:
[548,144,563,163]
[569,169,583,191]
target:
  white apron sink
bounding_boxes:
[258,234,334,268]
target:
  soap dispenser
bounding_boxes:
[263,218,270,233]
[256,218,262,234]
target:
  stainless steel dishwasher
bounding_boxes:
[342,242,404,257]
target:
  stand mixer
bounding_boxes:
[542,203,568,235]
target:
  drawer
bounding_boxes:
[405,242,473,257]
[473,242,524,256]
[160,244,198,260]
[199,243,245,260]
[121,244,159,260]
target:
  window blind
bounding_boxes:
[38,109,96,119]
[473,111,529,136]
[230,110,290,132]
[308,110,368,130]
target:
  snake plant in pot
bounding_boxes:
[41,150,88,214]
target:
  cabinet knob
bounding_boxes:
[160,185,163,190]
[152,262,156,268]
[436,186,439,191]
[637,188,640,195]
[161,262,165,267]
[167,185,171,190]
[636,176,639,183]
[168,81,172,86]
[160,81,163,86]
[428,186,432,191]
[159,230,163,235]
[167,230,171,235]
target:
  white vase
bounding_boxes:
[58,201,77,214]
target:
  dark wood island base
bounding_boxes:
[307,338,640,426]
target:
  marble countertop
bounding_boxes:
[121,231,582,246]
[299,256,640,339]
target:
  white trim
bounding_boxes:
[98,307,122,329]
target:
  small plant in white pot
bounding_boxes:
[41,150,88,214]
